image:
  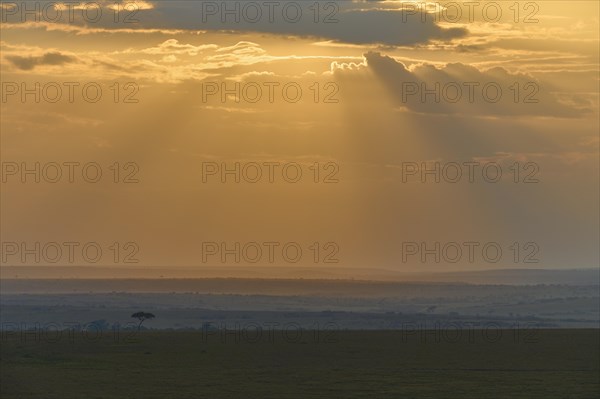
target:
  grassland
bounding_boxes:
[1,330,598,398]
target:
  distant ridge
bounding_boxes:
[1,267,598,293]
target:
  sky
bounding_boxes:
[0,0,598,277]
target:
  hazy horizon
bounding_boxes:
[1,265,599,284]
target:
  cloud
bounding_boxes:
[0,40,272,83]
[0,20,189,36]
[105,0,154,11]
[1,1,467,46]
[6,51,76,70]
[137,39,217,55]
[150,3,468,46]
[333,52,588,117]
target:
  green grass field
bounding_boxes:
[1,329,598,398]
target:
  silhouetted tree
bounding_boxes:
[131,312,155,331]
